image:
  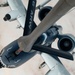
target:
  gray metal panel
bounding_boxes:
[0,40,37,68]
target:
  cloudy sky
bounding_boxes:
[0,0,75,75]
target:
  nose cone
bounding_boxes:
[3,14,11,21]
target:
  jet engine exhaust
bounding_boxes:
[38,6,52,21]
[3,14,11,21]
[58,35,75,52]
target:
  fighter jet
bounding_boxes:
[0,0,75,75]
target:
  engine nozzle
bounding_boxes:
[58,35,75,52]
[3,14,11,21]
[38,6,52,21]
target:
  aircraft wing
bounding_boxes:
[41,53,70,75]
[6,0,26,28]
